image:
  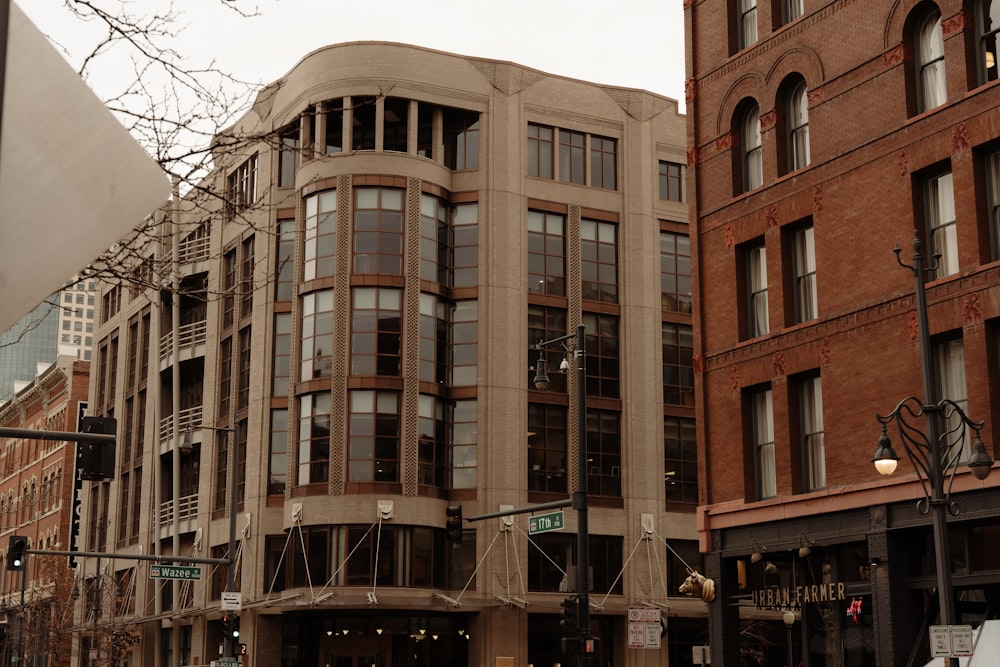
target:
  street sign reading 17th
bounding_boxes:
[528,510,565,535]
[150,565,202,580]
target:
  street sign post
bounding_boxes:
[150,565,202,580]
[627,606,662,650]
[930,625,974,658]
[528,510,565,535]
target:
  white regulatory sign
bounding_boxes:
[221,592,243,611]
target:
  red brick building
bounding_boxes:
[0,357,90,664]
[687,0,1000,664]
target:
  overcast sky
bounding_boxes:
[20,0,687,112]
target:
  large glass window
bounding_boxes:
[351,287,402,377]
[742,104,763,191]
[450,400,477,489]
[348,390,400,483]
[587,409,622,498]
[581,219,618,304]
[325,102,343,154]
[444,108,480,170]
[418,395,447,488]
[739,0,758,49]
[792,224,818,322]
[450,301,478,386]
[528,305,568,394]
[528,123,554,179]
[590,135,617,190]
[218,337,232,418]
[304,190,337,281]
[584,313,620,400]
[269,409,288,495]
[222,248,237,330]
[297,393,331,485]
[662,323,694,406]
[278,125,299,188]
[420,194,448,283]
[799,375,825,491]
[787,80,810,171]
[527,534,623,594]
[450,202,479,288]
[664,416,698,506]
[659,160,685,202]
[354,187,404,275]
[559,129,586,184]
[917,9,946,112]
[275,219,295,300]
[272,313,291,396]
[925,170,958,278]
[300,290,334,380]
[528,404,568,494]
[384,97,408,152]
[751,387,776,500]
[351,96,377,151]
[227,154,257,218]
[746,242,769,337]
[661,231,692,314]
[419,293,447,384]
[527,210,566,296]
[978,0,1000,84]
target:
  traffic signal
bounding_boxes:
[221,615,231,640]
[445,505,463,545]
[6,535,27,571]
[78,416,117,481]
[231,615,240,639]
[560,595,579,634]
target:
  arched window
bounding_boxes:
[742,104,763,192]
[978,0,1000,83]
[917,9,947,111]
[787,80,810,171]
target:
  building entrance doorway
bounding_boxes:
[327,636,386,667]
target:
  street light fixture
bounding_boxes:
[783,610,795,667]
[532,323,594,666]
[873,233,993,667]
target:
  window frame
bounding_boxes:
[742,104,763,192]
[976,0,1000,84]
[751,386,776,500]
[745,242,769,337]
[739,0,759,50]
[916,9,947,112]
[791,224,818,323]
[786,80,810,172]
[924,169,958,279]
[527,210,567,297]
[798,374,825,492]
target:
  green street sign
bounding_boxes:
[149,565,202,580]
[528,510,565,535]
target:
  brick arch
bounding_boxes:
[714,70,767,138]
[764,46,825,103]
[885,0,946,49]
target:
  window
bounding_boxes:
[664,416,698,506]
[586,409,622,498]
[450,399,477,489]
[977,0,1000,84]
[351,287,402,377]
[444,108,479,170]
[746,242,769,337]
[798,375,825,491]
[528,306,568,393]
[420,194,448,283]
[300,290,334,380]
[527,210,566,296]
[237,327,251,411]
[384,97,408,152]
[239,236,254,319]
[450,202,479,288]
[325,103,344,154]
[348,390,400,482]
[528,123,555,178]
[274,219,295,301]
[916,9,946,112]
[791,224,817,322]
[782,0,803,23]
[222,248,236,330]
[418,395,446,488]
[787,80,810,171]
[419,294,446,384]
[581,219,618,303]
[590,135,617,189]
[227,154,257,217]
[559,130,586,184]
[218,337,232,418]
[659,161,685,202]
[739,0,758,49]
[528,534,622,593]
[987,149,1000,260]
[351,96,377,151]
[584,313,620,399]
[527,404,567,494]
[662,323,694,406]
[925,170,958,278]
[450,301,478,386]
[303,190,337,281]
[354,187,404,275]
[742,104,763,191]
[750,387,776,500]
[278,126,299,187]
[298,392,331,485]
[269,409,288,495]
[661,231,692,313]
[935,336,970,460]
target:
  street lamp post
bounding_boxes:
[872,234,993,667]
[782,610,795,667]
[532,323,593,666]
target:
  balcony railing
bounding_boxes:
[159,320,207,362]
[159,405,203,447]
[158,493,199,536]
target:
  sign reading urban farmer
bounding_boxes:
[751,581,846,610]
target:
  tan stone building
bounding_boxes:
[82,42,699,667]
